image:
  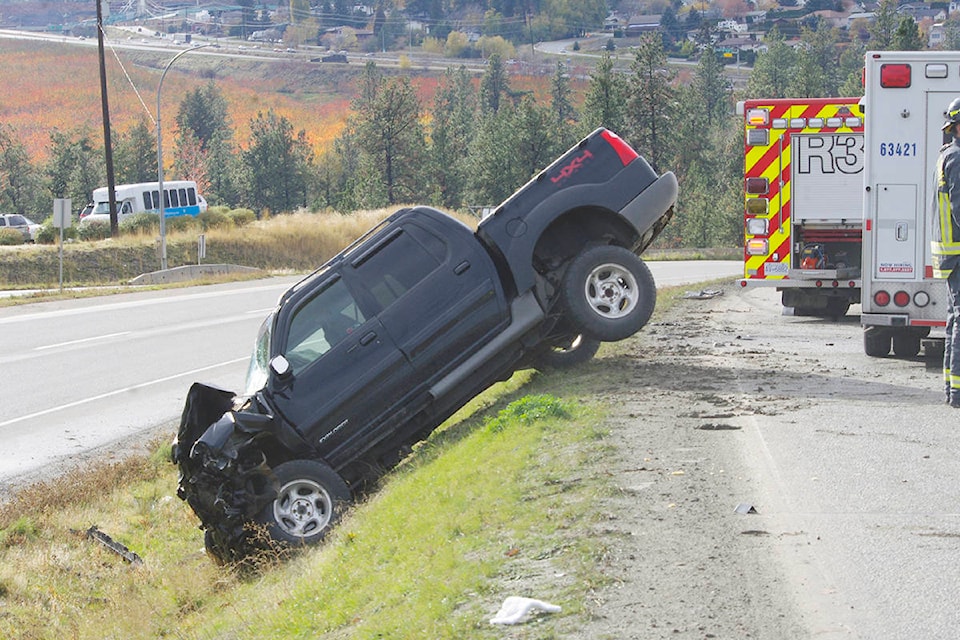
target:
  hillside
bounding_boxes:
[0,36,566,164]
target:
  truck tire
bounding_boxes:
[533,334,601,370]
[825,298,851,319]
[257,459,350,547]
[863,327,890,357]
[892,332,922,358]
[561,245,656,342]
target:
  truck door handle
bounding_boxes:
[359,331,378,346]
[454,261,470,275]
[895,221,908,242]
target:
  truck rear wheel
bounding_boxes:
[561,245,656,342]
[864,327,890,357]
[533,334,601,370]
[892,330,925,358]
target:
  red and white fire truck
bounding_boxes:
[860,51,957,358]
[738,97,864,318]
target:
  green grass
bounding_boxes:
[0,369,616,640]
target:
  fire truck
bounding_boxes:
[738,98,864,318]
[860,51,955,358]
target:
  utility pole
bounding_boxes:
[96,0,119,236]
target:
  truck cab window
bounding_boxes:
[356,229,441,310]
[284,278,366,373]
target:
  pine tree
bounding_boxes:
[0,124,43,216]
[349,63,425,206]
[429,66,476,208]
[550,61,577,141]
[626,33,676,172]
[581,50,627,135]
[115,118,157,185]
[242,110,314,214]
[479,53,509,114]
[746,30,796,98]
[868,0,899,50]
[893,17,924,51]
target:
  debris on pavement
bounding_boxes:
[734,503,759,515]
[683,288,725,300]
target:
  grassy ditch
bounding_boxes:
[0,367,622,640]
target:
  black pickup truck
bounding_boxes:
[173,128,678,561]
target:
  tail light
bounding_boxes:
[893,291,910,307]
[746,239,768,256]
[880,63,911,88]
[600,130,639,166]
[874,290,891,307]
[746,178,769,195]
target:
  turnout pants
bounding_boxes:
[946,268,960,405]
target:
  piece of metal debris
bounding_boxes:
[84,525,143,565]
[683,288,724,300]
[734,503,759,515]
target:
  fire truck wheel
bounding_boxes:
[863,327,891,357]
[892,332,921,358]
[561,245,656,342]
[825,299,850,319]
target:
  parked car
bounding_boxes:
[0,214,40,242]
[173,128,679,562]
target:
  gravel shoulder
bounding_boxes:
[575,281,947,639]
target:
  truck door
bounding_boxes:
[872,183,918,280]
[270,272,415,468]
[349,218,508,382]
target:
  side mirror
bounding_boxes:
[270,355,292,379]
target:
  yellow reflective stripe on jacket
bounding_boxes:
[933,156,960,268]
[931,242,960,255]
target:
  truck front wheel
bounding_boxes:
[561,245,656,342]
[257,459,351,547]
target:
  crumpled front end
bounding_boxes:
[172,383,282,560]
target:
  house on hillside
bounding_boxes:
[810,9,854,28]
[898,2,945,21]
[717,19,747,33]
[930,22,945,47]
[625,15,662,36]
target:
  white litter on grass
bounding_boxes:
[489,596,562,625]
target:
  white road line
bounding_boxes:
[0,356,248,428]
[34,331,131,351]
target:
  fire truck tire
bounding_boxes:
[863,327,890,357]
[825,299,850,319]
[561,245,656,342]
[892,332,922,358]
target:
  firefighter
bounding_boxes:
[933,96,960,407]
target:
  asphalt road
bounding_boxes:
[0,260,741,494]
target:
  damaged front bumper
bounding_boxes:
[172,383,290,559]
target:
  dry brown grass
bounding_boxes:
[0,206,483,287]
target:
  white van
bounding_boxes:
[81,181,207,225]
